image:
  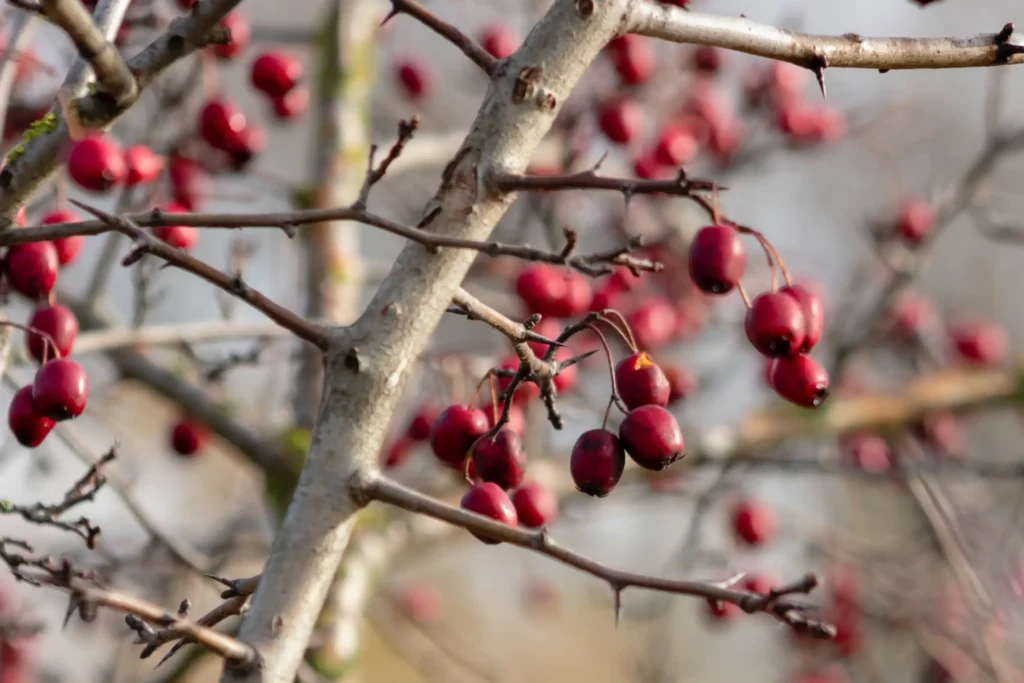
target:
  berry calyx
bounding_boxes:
[781,283,824,352]
[769,354,830,408]
[8,385,54,448]
[471,427,526,490]
[615,351,670,410]
[745,291,807,358]
[251,50,302,98]
[26,304,78,364]
[5,242,59,299]
[460,482,518,544]
[32,358,88,421]
[570,429,625,497]
[731,497,774,546]
[41,209,85,266]
[597,97,642,144]
[67,134,125,193]
[688,224,746,294]
[619,404,684,471]
[171,417,207,456]
[512,482,558,528]
[430,404,489,467]
[693,45,724,73]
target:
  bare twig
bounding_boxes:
[384,0,497,74]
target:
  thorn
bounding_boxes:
[612,586,622,628]
[996,22,1014,44]
[590,151,609,173]
[380,7,399,26]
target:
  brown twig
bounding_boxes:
[356,118,420,207]
[491,168,719,200]
[384,0,497,74]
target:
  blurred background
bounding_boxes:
[1,0,1024,681]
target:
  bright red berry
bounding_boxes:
[633,153,669,180]
[471,427,526,490]
[841,433,891,473]
[615,351,670,410]
[688,224,746,293]
[396,60,431,100]
[745,292,806,358]
[171,418,207,456]
[430,404,489,467]
[272,86,309,120]
[383,436,414,469]
[627,299,678,350]
[479,24,518,59]
[516,264,591,318]
[8,385,54,447]
[395,583,443,623]
[198,99,247,151]
[512,482,557,528]
[26,304,78,364]
[780,283,824,352]
[609,34,654,85]
[32,358,88,421]
[154,203,199,251]
[769,354,830,408]
[949,321,1008,366]
[123,145,163,186]
[896,199,933,245]
[5,242,58,299]
[653,121,698,167]
[460,482,518,544]
[619,404,684,471]
[597,97,642,144]
[570,429,625,497]
[251,51,301,98]
[212,12,250,59]
[67,134,125,192]
[41,209,84,265]
[731,497,774,546]
[663,364,696,403]
[831,608,863,657]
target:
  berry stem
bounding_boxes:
[487,374,498,423]
[0,320,62,361]
[584,323,628,416]
[596,310,638,352]
[740,228,791,287]
[469,368,494,407]
[736,282,752,309]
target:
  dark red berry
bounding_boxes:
[653,121,698,167]
[896,199,933,245]
[41,209,84,266]
[570,429,625,497]
[479,24,518,59]
[693,45,724,73]
[5,242,58,299]
[745,291,807,358]
[609,34,654,85]
[627,299,678,350]
[615,351,670,410]
[731,497,774,546]
[32,358,88,421]
[272,87,309,120]
[8,385,54,447]
[26,304,78,364]
[688,224,746,293]
[841,433,891,472]
[407,405,440,441]
[781,283,824,352]
[123,144,163,186]
[212,12,250,59]
[397,60,431,100]
[154,203,199,251]
[512,481,557,528]
[430,404,489,466]
[383,436,414,469]
[168,154,205,210]
[251,51,301,98]
[949,321,1008,366]
[619,405,684,471]
[515,264,591,318]
[471,428,526,490]
[663,364,696,403]
[67,134,125,192]
[171,418,207,456]
[460,482,518,544]
[769,354,829,408]
[198,99,247,151]
[598,97,642,144]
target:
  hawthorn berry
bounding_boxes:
[223,122,265,170]
[8,385,54,448]
[515,264,591,318]
[570,429,625,497]
[251,51,302,98]
[633,153,668,180]
[949,321,1008,366]
[168,153,205,210]
[627,299,678,350]
[32,358,88,421]
[769,354,830,408]
[597,97,642,144]
[663,364,697,403]
[841,433,892,473]
[171,418,207,456]
[896,198,934,245]
[615,351,670,410]
[407,405,440,441]
[890,292,933,338]
[471,427,526,490]
[479,24,518,59]
[704,598,740,623]
[688,224,746,294]
[396,60,431,100]
[154,203,199,251]
[745,291,807,358]
[198,99,247,151]
[653,121,699,167]
[460,482,518,544]
[430,404,489,467]
[693,45,724,73]
[5,242,59,299]
[395,583,443,623]
[609,34,654,85]
[916,411,964,456]
[272,87,309,120]
[619,404,684,471]
[212,12,250,59]
[67,134,126,192]
[831,607,863,657]
[731,497,774,547]
[123,145,163,186]
[26,304,78,364]
[383,436,414,469]
[708,118,742,161]
[781,283,824,353]
[41,209,85,266]
[512,482,558,528]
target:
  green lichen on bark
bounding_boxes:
[4,112,58,168]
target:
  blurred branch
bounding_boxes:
[0,10,37,128]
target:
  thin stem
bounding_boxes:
[736,282,751,309]
[596,310,637,352]
[585,324,627,416]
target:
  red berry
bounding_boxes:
[609,34,654,85]
[397,60,431,100]
[693,45,724,73]
[704,598,739,622]
[171,418,206,456]
[742,573,776,595]
[896,199,933,245]
[632,153,668,180]
[516,264,591,318]
[32,358,88,421]
[154,203,199,251]
[769,354,829,408]
[916,411,964,456]
[395,583,443,623]
[841,433,891,473]
[745,292,807,358]
[653,121,698,167]
[775,100,818,140]
[251,51,301,98]
[471,427,526,490]
[480,399,525,437]
[780,283,824,352]
[619,404,684,471]
[407,405,440,441]
[430,404,489,466]
[168,154,205,210]
[627,299,678,350]
[731,497,774,546]
[688,224,746,294]
[460,482,518,544]
[890,293,933,339]
[212,12,250,59]
[25,304,78,364]
[67,134,125,192]
[496,353,540,404]
[5,242,58,299]
[176,0,197,8]
[831,607,863,657]
[708,118,742,161]
[526,317,564,357]
[198,99,247,151]
[272,87,309,120]
[597,97,642,144]
[41,209,85,266]
[222,123,265,170]
[480,24,518,59]
[383,436,414,469]
[512,482,558,528]
[570,429,625,497]
[949,321,1007,366]
[123,145,163,186]
[768,62,807,102]
[615,351,670,410]
[7,385,54,447]
[663,364,697,403]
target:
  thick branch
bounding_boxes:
[630,8,1024,70]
